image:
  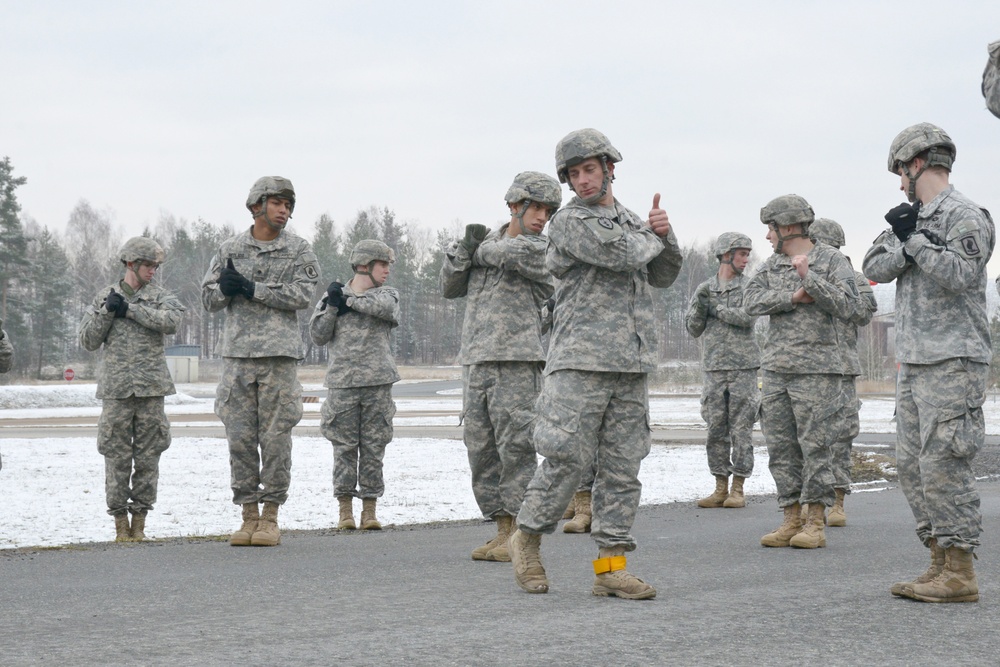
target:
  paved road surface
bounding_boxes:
[2,482,997,666]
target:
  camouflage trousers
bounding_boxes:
[461,361,542,518]
[97,396,171,516]
[321,384,395,498]
[896,359,985,551]
[831,377,861,492]
[518,370,651,552]
[216,357,303,506]
[760,371,844,508]
[700,368,759,478]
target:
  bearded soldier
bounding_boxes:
[202,176,320,547]
[80,237,184,542]
[864,123,994,603]
[508,129,683,599]
[441,172,560,562]
[312,239,399,532]
[685,232,759,510]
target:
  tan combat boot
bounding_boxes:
[592,547,656,600]
[129,511,147,541]
[697,475,730,508]
[114,513,131,543]
[472,514,513,561]
[790,503,827,549]
[251,501,281,546]
[760,503,802,547]
[337,495,356,530]
[360,498,382,530]
[723,476,746,508]
[230,503,259,546]
[562,501,576,521]
[904,546,979,603]
[563,491,592,533]
[509,529,548,593]
[891,538,946,597]
[827,488,847,527]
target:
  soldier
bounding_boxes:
[0,321,11,374]
[202,176,320,547]
[441,172,559,562]
[809,219,877,527]
[983,39,1000,119]
[744,195,861,550]
[79,237,184,542]
[311,239,399,531]
[508,129,683,599]
[685,232,759,510]
[863,123,994,603]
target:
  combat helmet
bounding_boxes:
[810,218,846,249]
[760,194,815,254]
[887,123,956,202]
[504,171,562,235]
[714,232,753,259]
[554,128,622,204]
[350,239,395,287]
[246,176,296,214]
[119,237,165,266]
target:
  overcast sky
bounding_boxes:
[3,1,999,273]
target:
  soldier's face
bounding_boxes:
[766,225,779,251]
[517,202,554,234]
[131,261,158,283]
[567,158,607,201]
[371,260,391,284]
[731,249,751,271]
[258,196,292,230]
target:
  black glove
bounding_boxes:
[461,224,489,253]
[219,258,254,299]
[884,202,921,242]
[546,297,555,313]
[104,289,128,318]
[326,281,344,309]
[336,299,352,316]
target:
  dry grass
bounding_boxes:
[851,451,897,483]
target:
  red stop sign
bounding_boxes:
[64,368,75,381]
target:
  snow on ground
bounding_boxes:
[6,382,989,550]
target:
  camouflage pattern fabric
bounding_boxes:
[98,396,170,515]
[79,281,184,398]
[831,377,861,491]
[896,359,986,551]
[215,357,303,505]
[201,226,320,360]
[684,273,759,372]
[544,197,682,374]
[518,370,651,551]
[863,186,994,553]
[744,242,862,375]
[699,369,759,478]
[321,384,395,498]
[461,361,542,518]
[309,283,400,388]
[0,325,11,373]
[862,186,994,364]
[440,223,554,364]
[984,39,1000,119]
[761,371,844,507]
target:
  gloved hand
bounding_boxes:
[104,289,128,318]
[336,298,352,316]
[219,258,255,299]
[884,202,921,242]
[461,224,489,253]
[326,281,344,306]
[696,282,712,308]
[546,297,555,313]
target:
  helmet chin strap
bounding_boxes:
[569,156,612,205]
[356,262,384,287]
[719,255,743,274]
[771,226,808,255]
[901,162,924,203]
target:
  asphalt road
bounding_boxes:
[2,482,997,666]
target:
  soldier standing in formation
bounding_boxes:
[440,172,560,562]
[744,195,862,550]
[201,176,320,547]
[79,237,184,542]
[311,240,400,532]
[864,123,994,603]
[808,218,877,527]
[508,128,683,599]
[685,232,760,510]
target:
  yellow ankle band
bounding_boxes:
[593,555,627,575]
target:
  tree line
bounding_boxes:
[0,156,896,383]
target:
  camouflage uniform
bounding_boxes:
[744,243,861,508]
[79,280,184,515]
[0,323,11,373]
[685,273,760,479]
[984,39,1000,119]
[863,185,995,551]
[310,282,400,498]
[517,196,683,551]
[201,227,320,505]
[441,223,553,519]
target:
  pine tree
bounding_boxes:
[0,157,29,324]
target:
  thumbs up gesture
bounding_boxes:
[648,193,670,238]
[219,257,254,299]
